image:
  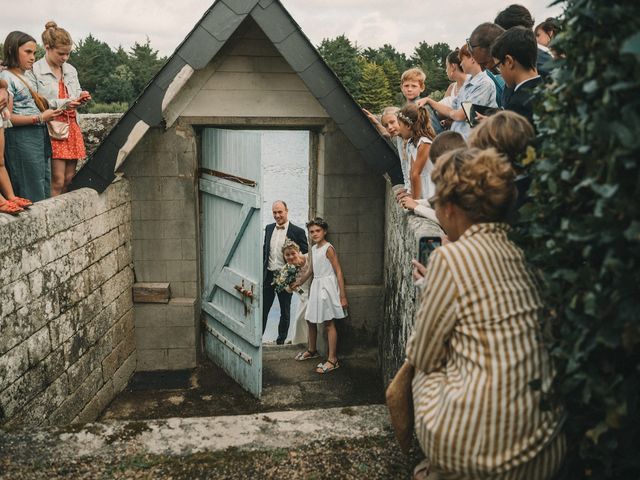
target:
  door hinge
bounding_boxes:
[203,321,253,365]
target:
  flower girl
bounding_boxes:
[292,218,347,374]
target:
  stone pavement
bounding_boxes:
[100,346,384,421]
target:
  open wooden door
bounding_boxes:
[200,128,262,398]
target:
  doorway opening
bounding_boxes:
[261,130,310,345]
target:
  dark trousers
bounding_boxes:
[262,270,292,344]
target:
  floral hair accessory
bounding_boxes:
[281,238,300,252]
[397,111,413,125]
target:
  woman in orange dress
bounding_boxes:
[29,21,91,196]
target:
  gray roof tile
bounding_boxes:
[296,60,338,99]
[177,25,224,70]
[273,30,318,72]
[251,1,297,43]
[222,0,259,14]
[202,2,248,41]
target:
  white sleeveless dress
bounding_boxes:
[305,242,346,323]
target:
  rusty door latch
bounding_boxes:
[234,279,254,316]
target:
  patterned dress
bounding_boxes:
[51,79,86,160]
[406,223,565,479]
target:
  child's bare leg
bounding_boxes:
[63,160,77,193]
[51,159,66,196]
[325,320,338,363]
[0,129,14,199]
[307,321,317,353]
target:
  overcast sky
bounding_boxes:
[1,0,563,57]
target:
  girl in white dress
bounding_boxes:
[292,218,347,374]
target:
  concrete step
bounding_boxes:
[0,405,422,479]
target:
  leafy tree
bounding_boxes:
[518,1,640,478]
[318,35,362,99]
[410,41,452,93]
[380,59,401,105]
[362,44,408,75]
[357,60,392,113]
[69,34,118,99]
[95,64,135,104]
[127,39,166,97]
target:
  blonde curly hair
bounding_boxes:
[431,147,516,223]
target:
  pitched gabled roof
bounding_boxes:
[69,0,402,193]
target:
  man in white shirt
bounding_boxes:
[262,200,308,344]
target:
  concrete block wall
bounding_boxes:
[123,123,199,371]
[316,121,386,349]
[380,183,442,386]
[0,180,135,427]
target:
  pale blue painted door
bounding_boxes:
[200,128,262,398]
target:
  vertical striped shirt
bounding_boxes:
[406,223,564,477]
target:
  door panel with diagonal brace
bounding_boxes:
[200,128,262,398]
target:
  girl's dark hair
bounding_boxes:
[535,17,561,37]
[447,49,462,70]
[306,217,329,231]
[2,31,37,68]
[398,103,436,144]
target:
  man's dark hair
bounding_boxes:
[430,131,467,162]
[469,23,505,50]
[491,27,538,71]
[2,31,36,68]
[495,4,535,30]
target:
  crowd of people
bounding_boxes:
[363,4,567,480]
[0,22,89,214]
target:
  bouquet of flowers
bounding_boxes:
[272,263,304,294]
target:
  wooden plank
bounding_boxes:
[133,282,171,303]
[202,71,307,92]
[228,38,281,57]
[216,56,293,73]
[184,89,329,118]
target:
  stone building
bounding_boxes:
[67,0,401,398]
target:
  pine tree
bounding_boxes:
[358,61,392,114]
[69,34,118,100]
[318,35,362,99]
[127,39,166,96]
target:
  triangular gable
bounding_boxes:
[70,0,402,192]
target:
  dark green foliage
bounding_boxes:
[519,0,640,477]
[410,41,451,93]
[70,34,118,96]
[126,39,166,97]
[358,61,392,114]
[318,35,362,99]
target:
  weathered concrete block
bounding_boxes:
[167,298,197,327]
[161,177,196,200]
[116,243,133,271]
[3,372,68,428]
[166,260,197,283]
[112,353,136,393]
[26,327,52,367]
[166,326,196,349]
[134,260,168,282]
[0,341,29,390]
[131,177,163,201]
[162,217,197,239]
[136,349,168,371]
[135,326,169,350]
[75,379,114,424]
[100,267,134,307]
[138,238,184,260]
[167,348,196,369]
[134,303,168,328]
[181,238,197,260]
[52,367,102,425]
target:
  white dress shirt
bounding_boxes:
[268,221,289,271]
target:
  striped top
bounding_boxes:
[406,223,564,476]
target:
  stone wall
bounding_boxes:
[380,185,442,386]
[316,121,387,350]
[123,123,199,371]
[78,113,122,158]
[0,179,135,427]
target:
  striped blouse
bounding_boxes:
[406,223,564,477]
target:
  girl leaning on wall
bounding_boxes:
[29,21,91,196]
[0,31,62,202]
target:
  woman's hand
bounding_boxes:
[66,99,82,109]
[415,97,428,107]
[78,91,92,103]
[340,295,348,308]
[412,259,427,282]
[0,88,8,111]
[400,196,418,211]
[42,108,64,122]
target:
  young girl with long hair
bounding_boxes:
[293,218,347,374]
[30,21,91,196]
[397,103,436,200]
[0,31,62,202]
